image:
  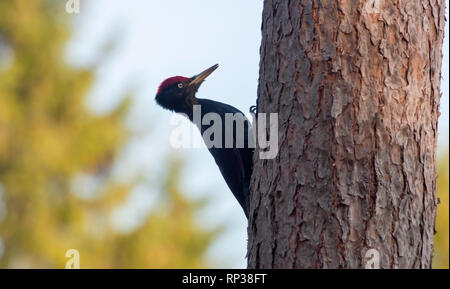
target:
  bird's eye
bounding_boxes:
[178,83,184,88]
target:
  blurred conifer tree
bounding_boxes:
[433,152,449,269]
[0,0,216,268]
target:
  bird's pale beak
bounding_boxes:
[189,64,219,87]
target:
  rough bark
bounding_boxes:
[248,0,445,269]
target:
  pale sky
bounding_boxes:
[67,0,449,268]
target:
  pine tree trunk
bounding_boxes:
[248,0,445,269]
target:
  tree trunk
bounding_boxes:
[248,0,445,269]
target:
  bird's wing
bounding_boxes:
[208,147,250,217]
[197,98,254,217]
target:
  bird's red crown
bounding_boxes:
[157,76,189,95]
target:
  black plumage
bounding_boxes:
[155,64,253,218]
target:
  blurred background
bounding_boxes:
[0,0,447,268]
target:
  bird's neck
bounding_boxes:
[174,95,199,119]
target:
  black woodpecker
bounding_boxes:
[155,64,253,218]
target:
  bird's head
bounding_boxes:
[155,64,219,113]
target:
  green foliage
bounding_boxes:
[0,0,216,268]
